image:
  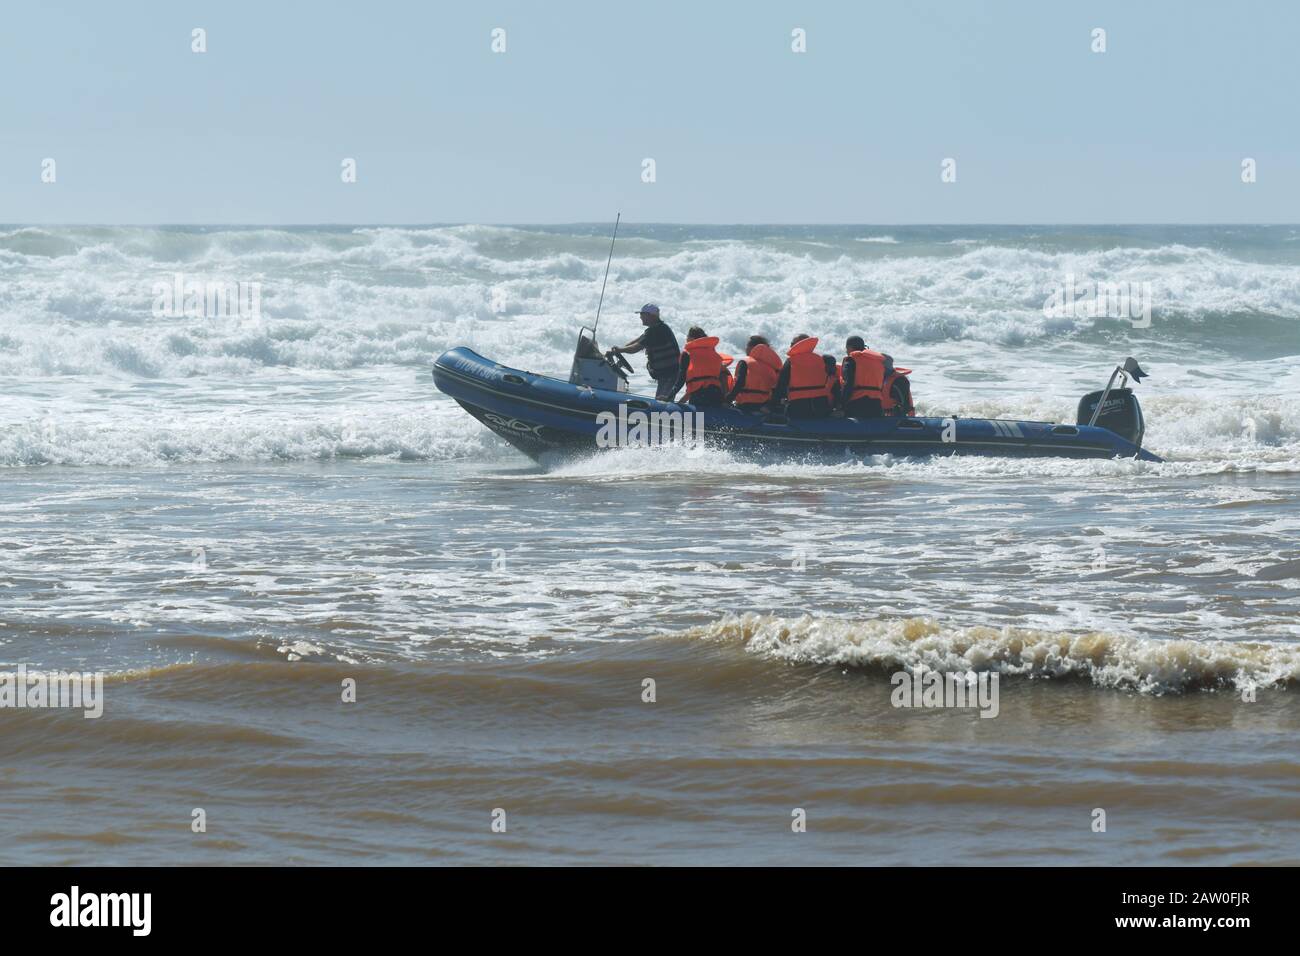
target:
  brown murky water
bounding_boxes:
[1,461,1297,864]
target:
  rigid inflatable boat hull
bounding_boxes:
[433,348,1163,464]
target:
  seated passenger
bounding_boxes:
[670,326,725,407]
[772,333,836,418]
[726,335,783,411]
[839,335,916,417]
[718,353,735,397]
[882,364,916,417]
[840,335,887,418]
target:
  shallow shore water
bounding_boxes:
[2,224,1297,864]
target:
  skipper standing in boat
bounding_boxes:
[611,304,681,401]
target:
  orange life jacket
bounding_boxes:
[786,337,832,401]
[682,336,724,397]
[845,349,887,402]
[882,367,914,415]
[718,354,735,394]
[736,343,782,404]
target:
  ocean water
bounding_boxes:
[1,223,1298,865]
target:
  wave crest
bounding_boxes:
[688,612,1300,695]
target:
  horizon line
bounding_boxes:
[4,221,1300,229]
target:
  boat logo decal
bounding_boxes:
[483,413,546,436]
[449,356,500,380]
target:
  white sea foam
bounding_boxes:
[1,225,1297,467]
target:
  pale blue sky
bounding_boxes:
[2,0,1296,223]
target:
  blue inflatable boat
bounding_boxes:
[433,330,1162,464]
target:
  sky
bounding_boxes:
[2,0,1297,224]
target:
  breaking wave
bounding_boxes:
[2,224,1298,378]
[689,613,1300,695]
[2,223,1297,466]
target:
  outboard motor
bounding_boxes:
[568,326,630,393]
[1077,357,1149,448]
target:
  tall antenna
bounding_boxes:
[591,213,620,337]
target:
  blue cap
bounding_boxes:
[638,303,659,316]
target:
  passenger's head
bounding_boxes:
[846,335,865,353]
[746,335,769,354]
[790,333,811,348]
[686,325,707,341]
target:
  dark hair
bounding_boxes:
[846,335,865,352]
[746,334,769,351]
[686,325,707,340]
[790,333,810,345]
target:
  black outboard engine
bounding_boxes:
[1077,357,1149,448]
